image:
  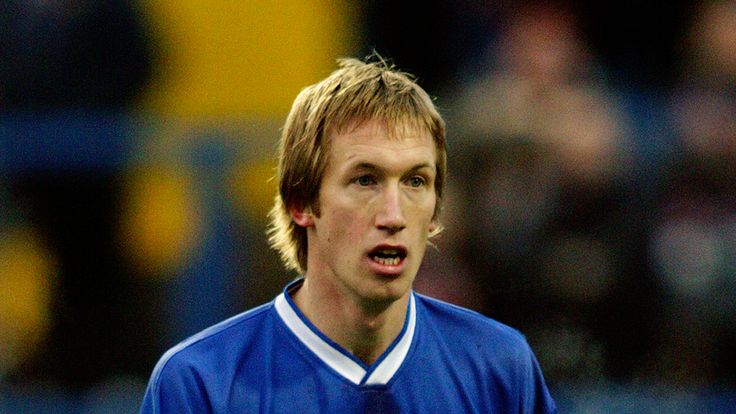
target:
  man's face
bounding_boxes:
[295,120,438,305]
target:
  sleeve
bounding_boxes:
[139,381,160,414]
[139,353,212,414]
[519,344,558,414]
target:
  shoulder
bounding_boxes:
[415,293,527,343]
[145,302,275,399]
[413,293,558,413]
[414,293,534,362]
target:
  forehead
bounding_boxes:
[327,120,436,166]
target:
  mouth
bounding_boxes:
[368,245,408,267]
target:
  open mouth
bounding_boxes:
[368,246,407,266]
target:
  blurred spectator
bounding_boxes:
[645,0,736,385]
[449,2,660,382]
[686,0,736,87]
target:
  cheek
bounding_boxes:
[324,205,369,243]
[411,196,437,225]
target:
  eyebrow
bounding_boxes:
[351,162,435,174]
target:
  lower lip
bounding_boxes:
[365,256,407,276]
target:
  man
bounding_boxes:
[141,57,557,413]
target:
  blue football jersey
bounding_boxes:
[141,279,557,413]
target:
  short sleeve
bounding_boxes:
[139,352,211,414]
[520,343,557,414]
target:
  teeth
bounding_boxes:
[374,256,400,266]
[380,249,398,255]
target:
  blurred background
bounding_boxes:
[1,0,736,412]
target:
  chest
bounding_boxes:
[217,348,510,414]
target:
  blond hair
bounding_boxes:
[267,56,446,273]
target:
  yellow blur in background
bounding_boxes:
[0,229,55,376]
[141,0,357,117]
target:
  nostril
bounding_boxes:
[377,222,406,233]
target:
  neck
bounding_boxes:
[291,277,409,365]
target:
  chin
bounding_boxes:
[360,274,414,303]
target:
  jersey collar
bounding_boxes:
[274,279,416,386]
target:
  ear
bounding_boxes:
[428,219,438,234]
[290,205,315,228]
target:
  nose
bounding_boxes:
[375,184,407,233]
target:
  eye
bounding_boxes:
[407,176,426,188]
[354,175,376,186]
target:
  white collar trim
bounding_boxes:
[274,290,416,386]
